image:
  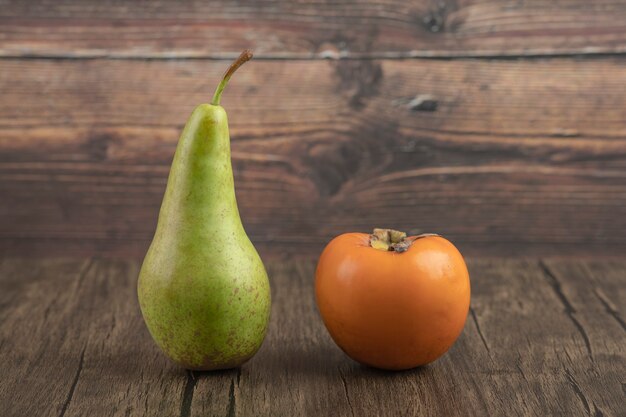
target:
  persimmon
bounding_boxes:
[315,229,470,370]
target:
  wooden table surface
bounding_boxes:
[1,257,624,416]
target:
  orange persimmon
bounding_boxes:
[315,229,470,370]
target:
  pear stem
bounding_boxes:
[211,50,253,106]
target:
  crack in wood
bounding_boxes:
[538,261,594,362]
[180,370,196,417]
[42,301,54,324]
[107,313,117,340]
[515,363,527,381]
[565,369,591,416]
[592,402,605,417]
[226,369,240,417]
[58,344,86,417]
[56,261,94,417]
[592,289,626,332]
[338,367,355,417]
[74,258,95,295]
[469,306,491,355]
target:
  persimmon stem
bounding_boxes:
[370,230,441,252]
[370,228,411,252]
[211,50,253,106]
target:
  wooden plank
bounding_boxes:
[1,0,626,58]
[539,260,626,415]
[0,258,226,417]
[1,58,626,258]
[1,258,625,415]
[0,258,93,417]
[229,261,354,416]
[58,259,233,417]
[464,260,625,416]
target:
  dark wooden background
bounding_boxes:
[2,0,626,259]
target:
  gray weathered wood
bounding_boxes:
[1,258,624,416]
[539,260,626,415]
[0,258,94,417]
[0,258,222,417]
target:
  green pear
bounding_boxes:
[138,51,270,370]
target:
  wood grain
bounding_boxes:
[1,58,625,258]
[539,260,626,415]
[1,0,626,58]
[0,258,234,416]
[1,258,624,416]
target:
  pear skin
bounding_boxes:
[138,51,270,370]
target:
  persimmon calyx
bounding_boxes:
[370,228,411,252]
[369,229,440,253]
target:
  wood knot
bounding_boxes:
[408,95,438,112]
